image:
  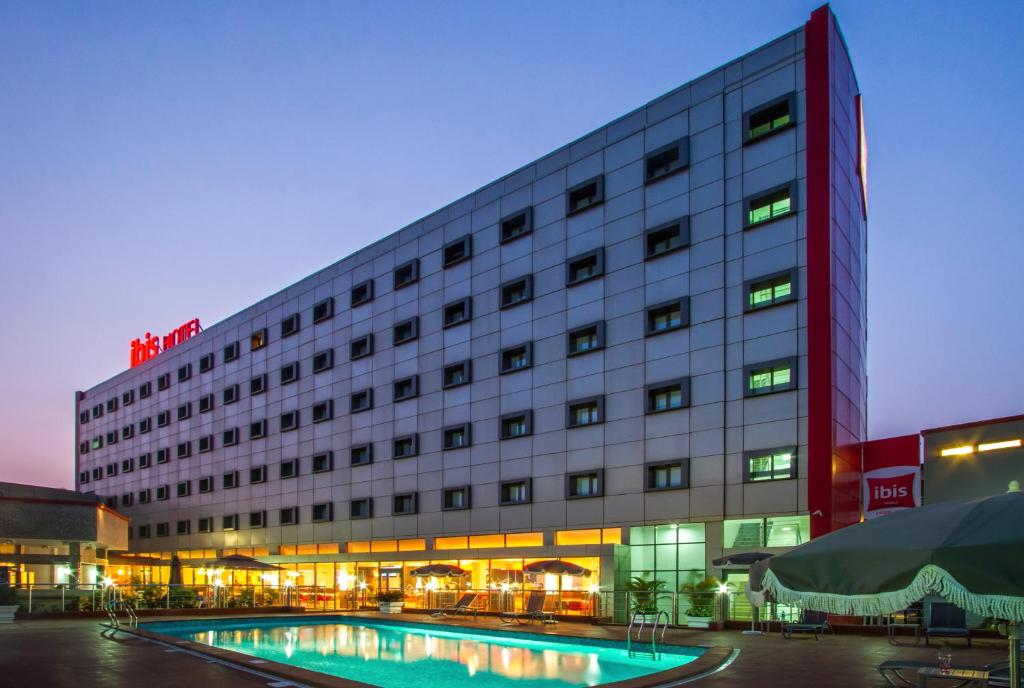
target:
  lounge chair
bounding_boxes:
[430,593,479,619]
[500,591,556,625]
[878,659,1010,688]
[782,610,830,639]
[925,602,971,647]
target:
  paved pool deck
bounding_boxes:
[0,611,1011,687]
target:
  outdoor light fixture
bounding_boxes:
[978,439,1022,453]
[717,583,730,595]
[588,584,600,594]
[101,576,114,587]
[940,445,975,457]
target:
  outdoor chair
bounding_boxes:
[430,592,479,619]
[782,610,830,639]
[500,591,556,625]
[925,602,972,647]
[878,659,1011,688]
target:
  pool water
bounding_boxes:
[147,616,703,688]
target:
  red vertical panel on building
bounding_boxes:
[805,6,833,539]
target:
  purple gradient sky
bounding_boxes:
[1,1,1021,489]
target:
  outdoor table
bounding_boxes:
[916,667,988,687]
[887,614,922,645]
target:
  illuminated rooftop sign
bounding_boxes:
[129,318,201,368]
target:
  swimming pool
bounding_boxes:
[146,616,705,688]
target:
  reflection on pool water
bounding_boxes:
[148,616,703,688]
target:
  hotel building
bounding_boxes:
[73,6,867,614]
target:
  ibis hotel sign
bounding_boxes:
[129,318,202,368]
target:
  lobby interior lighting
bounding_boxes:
[978,439,1022,453]
[940,445,975,457]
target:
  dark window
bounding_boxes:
[393,317,419,345]
[250,328,268,351]
[744,92,796,144]
[121,425,134,440]
[137,524,151,538]
[442,360,471,388]
[139,417,152,434]
[745,357,798,396]
[566,175,604,216]
[566,248,604,286]
[280,361,300,385]
[106,462,118,476]
[443,235,472,268]
[197,518,213,533]
[175,520,190,535]
[156,448,170,464]
[250,419,267,439]
[177,363,192,382]
[350,388,373,413]
[222,514,239,531]
[500,480,531,505]
[198,476,213,493]
[393,434,418,459]
[744,447,797,482]
[139,453,152,469]
[198,435,213,453]
[500,275,533,308]
[311,503,334,522]
[157,373,170,391]
[645,217,690,259]
[351,279,374,307]
[138,488,151,504]
[745,269,797,312]
[79,441,89,454]
[350,333,373,360]
[223,471,239,489]
[156,523,169,538]
[223,384,239,404]
[744,181,797,228]
[350,443,373,466]
[79,410,89,424]
[199,353,215,373]
[646,378,690,413]
[250,373,267,395]
[280,410,300,432]
[646,298,689,335]
[105,431,118,446]
[92,404,103,419]
[281,313,300,338]
[312,452,334,473]
[312,400,334,423]
[646,460,690,491]
[122,493,133,507]
[199,393,214,414]
[312,349,334,373]
[250,511,267,528]
[500,342,532,374]
[567,396,604,427]
[566,470,603,499]
[122,390,135,406]
[350,498,372,519]
[156,485,169,501]
[91,467,102,480]
[443,423,471,450]
[177,402,192,421]
[393,258,419,289]
[176,441,191,459]
[79,471,89,484]
[313,297,335,323]
[500,207,533,243]
[500,411,532,440]
[393,375,418,401]
[442,486,470,511]
[249,466,267,484]
[442,297,472,328]
[139,381,152,399]
[280,458,299,479]
[121,457,134,473]
[223,341,240,362]
[567,321,605,356]
[392,493,418,515]
[645,137,689,184]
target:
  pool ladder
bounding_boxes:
[101,589,138,634]
[627,610,668,660]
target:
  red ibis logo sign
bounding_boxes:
[863,467,920,519]
[129,318,202,368]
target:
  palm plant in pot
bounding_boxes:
[625,576,665,623]
[679,576,721,629]
[375,590,405,614]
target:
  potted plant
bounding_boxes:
[0,585,20,623]
[679,577,721,629]
[375,590,405,614]
[625,576,665,623]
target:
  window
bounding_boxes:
[566,248,604,286]
[500,207,533,243]
[106,462,118,477]
[276,362,298,385]
[199,393,214,414]
[92,403,103,419]
[156,485,169,501]
[350,333,373,360]
[393,493,418,515]
[121,493,133,507]
[122,390,135,406]
[156,448,170,464]
[249,511,267,528]
[281,313,300,338]
[567,396,603,427]
[647,460,689,491]
[91,467,102,480]
[313,297,334,323]
[567,321,604,356]
[176,441,191,459]
[139,417,152,434]
[79,471,90,484]
[139,452,152,469]
[280,459,299,479]
[223,384,239,404]
[222,514,239,531]
[500,411,532,439]
[442,235,472,267]
[350,498,373,519]
[351,279,374,307]
[157,373,170,391]
[106,431,118,445]
[250,374,267,395]
[250,419,267,439]
[198,435,213,453]
[500,342,532,374]
[744,92,796,144]
[177,363,192,382]
[393,376,418,401]
[199,353,215,373]
[442,360,471,388]
[121,425,134,440]
[138,489,151,504]
[351,443,373,466]
[500,275,533,309]
[312,503,334,522]
[745,357,798,396]
[646,298,688,335]
[393,434,418,459]
[177,402,192,420]
[351,388,373,413]
[393,317,418,345]
[566,470,603,498]
[121,458,134,473]
[645,137,689,184]
[80,410,89,424]
[745,447,797,482]
[312,349,334,373]
[222,427,239,446]
[79,441,89,455]
[198,518,213,534]
[250,328,268,351]
[745,269,797,311]
[280,410,300,432]
[223,470,239,489]
[312,451,334,473]
[249,466,267,484]
[500,480,531,505]
[176,520,190,535]
[198,476,213,493]
[393,258,419,289]
[443,486,471,511]
[645,217,690,259]
[442,297,472,328]
[137,524,151,539]
[745,181,797,228]
[647,378,689,413]
[92,436,103,450]
[223,341,240,362]
[312,400,334,423]
[139,381,152,399]
[156,523,169,538]
[443,423,471,450]
[566,175,604,216]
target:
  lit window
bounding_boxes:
[745,358,798,396]
[746,269,797,311]
[746,183,796,228]
[745,447,796,482]
[250,328,267,351]
[566,470,602,498]
[744,93,796,144]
